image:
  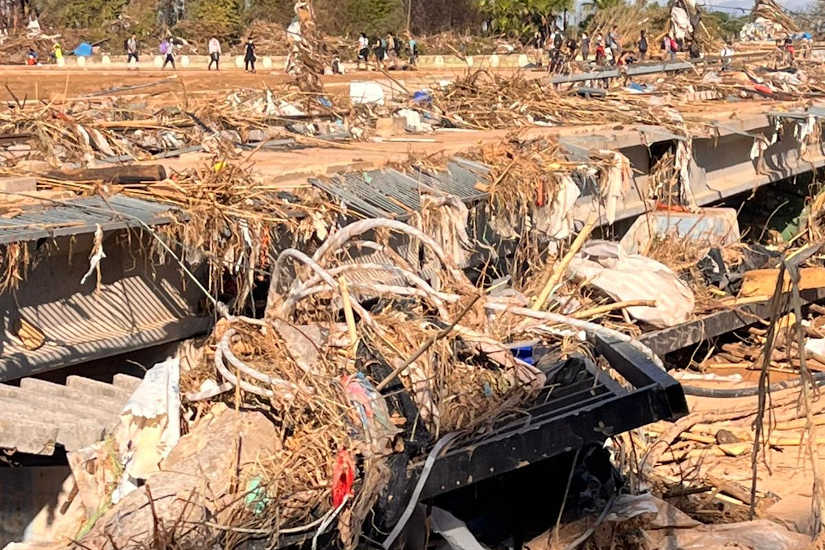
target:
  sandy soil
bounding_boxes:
[0,65,489,100]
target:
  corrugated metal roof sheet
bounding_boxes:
[309,158,489,220]
[0,195,181,245]
[0,271,211,381]
[0,374,140,454]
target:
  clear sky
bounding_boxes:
[695,0,811,13]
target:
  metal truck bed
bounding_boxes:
[412,336,688,500]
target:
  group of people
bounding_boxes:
[537,25,712,74]
[538,25,635,73]
[356,32,418,71]
[122,34,257,72]
[24,42,63,65]
[121,30,418,73]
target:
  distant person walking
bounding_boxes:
[244,37,256,72]
[52,43,62,64]
[126,34,139,64]
[549,27,563,72]
[208,37,221,70]
[407,33,418,66]
[386,32,398,69]
[26,46,37,65]
[607,26,620,65]
[801,33,812,59]
[720,41,734,71]
[784,36,795,66]
[663,33,677,62]
[392,32,402,66]
[637,29,648,61]
[357,32,369,69]
[373,36,386,70]
[160,38,175,70]
[580,32,590,61]
[688,40,701,59]
[594,33,606,66]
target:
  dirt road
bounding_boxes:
[0,65,485,100]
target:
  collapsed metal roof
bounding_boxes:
[309,158,490,219]
[0,195,182,245]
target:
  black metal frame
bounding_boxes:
[640,288,825,357]
[412,337,688,501]
[272,338,688,548]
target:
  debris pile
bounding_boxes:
[50,210,639,548]
[0,33,63,64]
[586,4,671,50]
[0,86,353,167]
[5,33,825,550]
[742,0,799,41]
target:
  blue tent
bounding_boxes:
[73,42,93,57]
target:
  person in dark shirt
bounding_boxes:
[549,28,564,72]
[373,36,386,70]
[637,29,648,61]
[566,36,577,59]
[244,37,256,73]
[688,40,701,59]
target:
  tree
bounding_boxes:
[704,10,746,42]
[582,0,623,13]
[36,0,127,28]
[477,0,573,38]
[184,0,243,40]
[342,0,404,35]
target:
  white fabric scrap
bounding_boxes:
[599,151,633,224]
[795,115,817,156]
[430,507,487,550]
[287,18,303,44]
[80,224,106,286]
[543,173,581,239]
[112,357,181,503]
[568,240,694,327]
[396,109,432,133]
[750,136,768,161]
[675,140,696,209]
[350,82,385,105]
[670,6,693,41]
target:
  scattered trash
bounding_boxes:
[396,108,432,133]
[569,240,695,327]
[430,507,487,550]
[73,42,92,57]
[412,90,433,105]
[620,208,741,255]
[350,81,385,105]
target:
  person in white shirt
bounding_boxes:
[126,35,138,64]
[357,32,369,70]
[208,37,221,70]
[720,42,734,71]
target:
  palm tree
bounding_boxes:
[478,0,572,37]
[582,0,624,14]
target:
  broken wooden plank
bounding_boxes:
[44,165,167,185]
[740,268,825,298]
[0,176,36,194]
